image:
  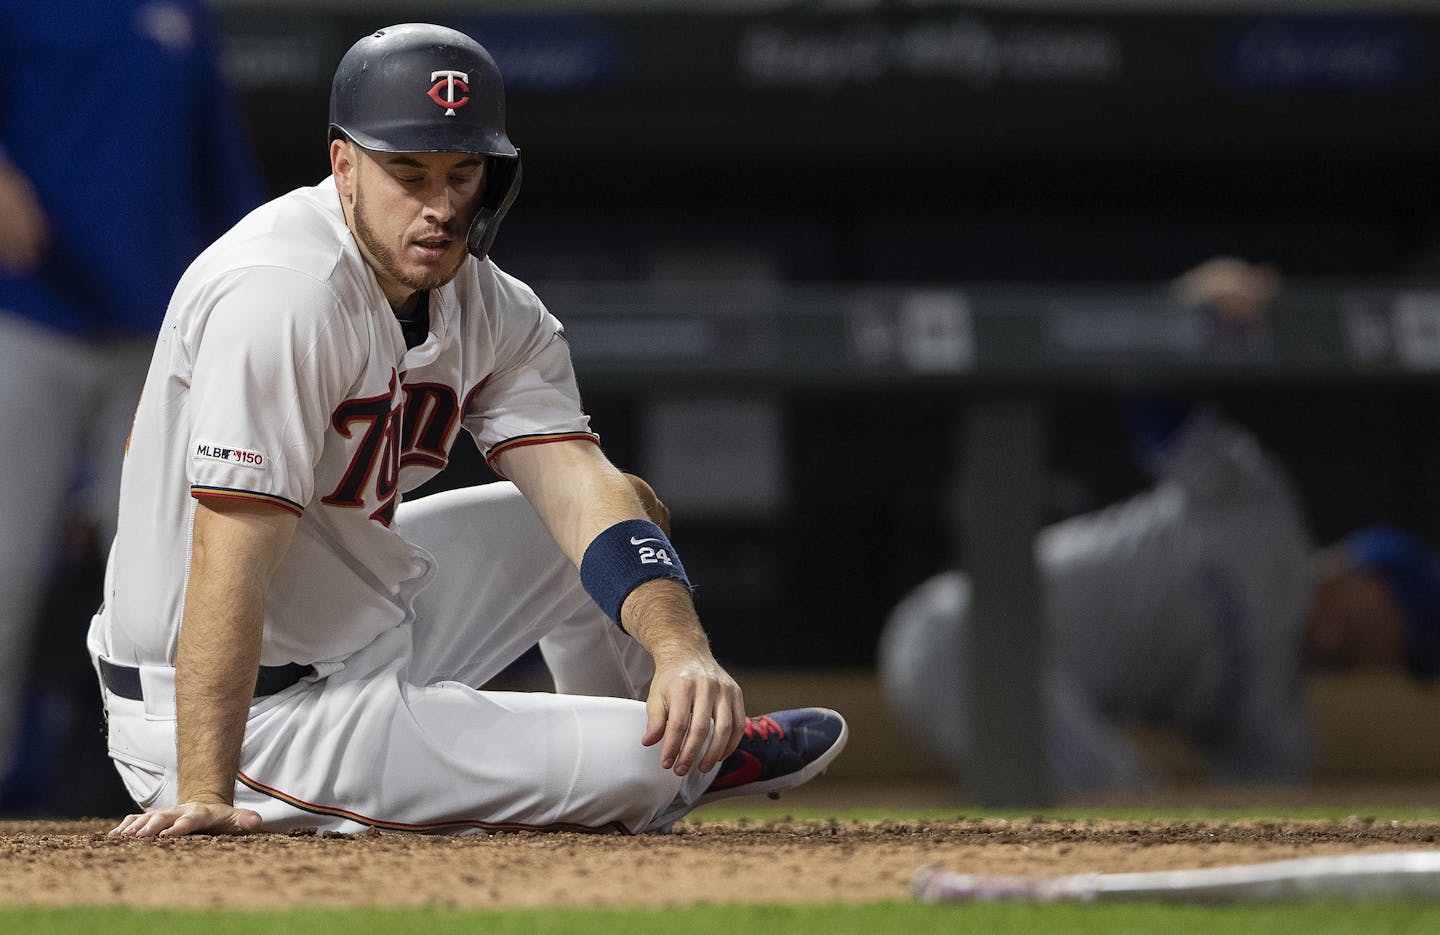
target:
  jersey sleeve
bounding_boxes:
[463,275,597,470]
[185,268,357,513]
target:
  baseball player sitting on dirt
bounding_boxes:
[879,259,1440,796]
[91,23,847,838]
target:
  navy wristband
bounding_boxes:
[580,519,691,625]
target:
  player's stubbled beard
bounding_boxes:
[352,179,468,296]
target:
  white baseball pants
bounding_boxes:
[92,482,715,834]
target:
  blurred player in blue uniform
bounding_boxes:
[0,0,264,799]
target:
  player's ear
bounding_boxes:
[331,138,358,199]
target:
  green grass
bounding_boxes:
[5,903,1440,935]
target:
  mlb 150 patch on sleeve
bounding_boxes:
[195,442,268,469]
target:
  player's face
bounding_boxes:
[334,142,486,306]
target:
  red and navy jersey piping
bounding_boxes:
[191,486,304,517]
[485,432,600,477]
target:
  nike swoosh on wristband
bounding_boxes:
[629,536,664,545]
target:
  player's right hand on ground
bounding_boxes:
[110,801,263,839]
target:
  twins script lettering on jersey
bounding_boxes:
[321,370,463,525]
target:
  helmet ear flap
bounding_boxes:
[467,153,522,261]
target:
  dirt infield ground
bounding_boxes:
[3,812,1439,909]
[3,668,1437,910]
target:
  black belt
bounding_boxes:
[99,658,314,702]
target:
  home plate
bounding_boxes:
[913,851,1440,904]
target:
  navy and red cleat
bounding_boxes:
[697,707,849,806]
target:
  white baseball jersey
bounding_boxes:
[96,175,594,670]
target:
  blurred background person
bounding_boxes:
[877,258,1440,797]
[0,0,264,810]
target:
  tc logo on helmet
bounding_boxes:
[428,70,470,116]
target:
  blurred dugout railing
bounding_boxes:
[548,280,1440,388]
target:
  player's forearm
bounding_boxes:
[174,570,266,805]
[619,578,713,664]
[499,439,649,565]
[500,439,709,654]
[174,500,297,806]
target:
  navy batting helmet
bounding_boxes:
[329,23,522,261]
